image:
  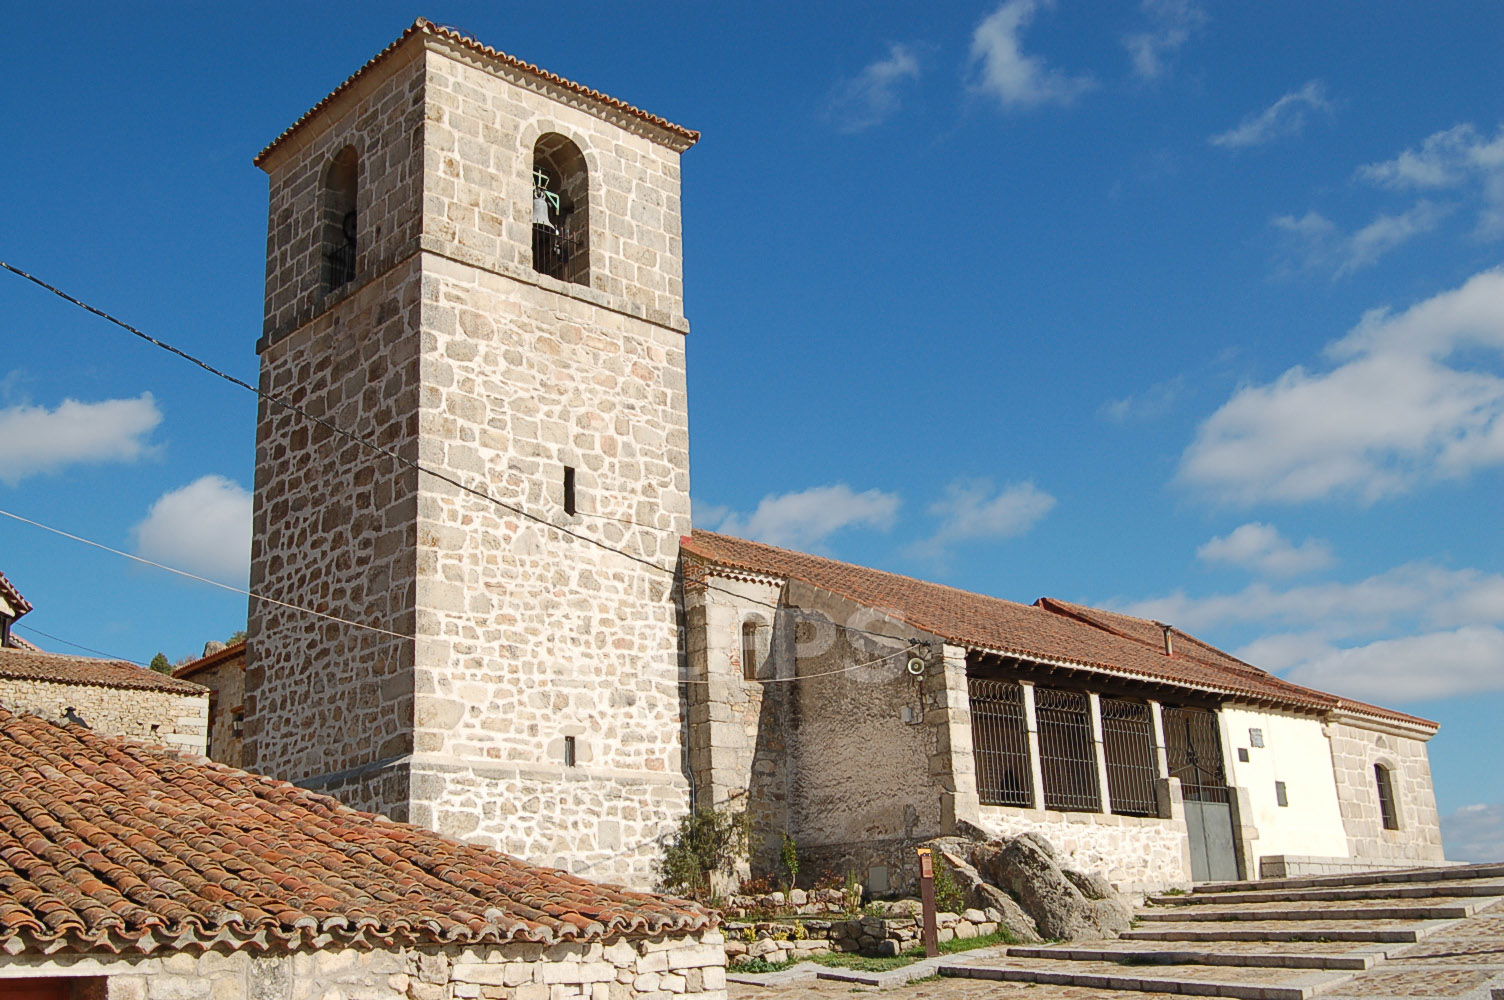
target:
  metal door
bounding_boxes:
[1163,706,1239,882]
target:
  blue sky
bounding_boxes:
[4,3,1504,854]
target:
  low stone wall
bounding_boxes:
[0,679,207,755]
[721,888,852,918]
[976,805,1190,892]
[0,931,727,999]
[725,908,1007,966]
[1259,854,1464,879]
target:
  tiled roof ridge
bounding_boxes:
[684,530,1435,730]
[0,571,32,618]
[255,17,698,167]
[0,647,205,696]
[0,709,711,955]
[687,530,1041,615]
[1034,597,1278,680]
[172,639,247,680]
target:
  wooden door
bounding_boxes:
[0,979,77,1000]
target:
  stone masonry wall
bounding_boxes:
[1328,716,1446,865]
[252,35,696,885]
[0,680,207,755]
[0,931,727,1000]
[976,805,1190,892]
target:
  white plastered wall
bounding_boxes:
[1221,704,1349,865]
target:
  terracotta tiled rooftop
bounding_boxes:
[256,17,698,166]
[172,639,247,681]
[683,530,1434,730]
[0,648,204,697]
[0,708,712,954]
[0,571,32,618]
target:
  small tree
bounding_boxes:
[657,808,747,903]
[148,652,172,675]
[779,832,800,893]
[226,629,247,644]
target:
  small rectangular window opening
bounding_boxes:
[1237,747,1250,763]
[563,466,577,516]
[1249,728,1265,748]
[564,735,577,767]
[1275,780,1288,807]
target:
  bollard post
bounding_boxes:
[917,847,939,958]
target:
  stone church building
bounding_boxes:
[244,19,1447,894]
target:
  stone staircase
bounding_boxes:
[941,861,1504,999]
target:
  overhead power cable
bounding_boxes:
[12,623,147,667]
[0,260,930,653]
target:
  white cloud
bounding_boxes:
[134,475,252,585]
[1180,268,1504,504]
[1359,122,1504,236]
[1102,375,1186,422]
[710,484,900,551]
[0,394,162,484]
[1273,202,1451,279]
[909,479,1055,562]
[1444,803,1504,863]
[1197,523,1334,577]
[1123,0,1206,80]
[1210,80,1332,149]
[826,43,921,133]
[1115,558,1504,703]
[970,0,1094,110]
[1284,625,1504,703]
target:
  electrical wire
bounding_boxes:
[0,259,929,653]
[11,623,147,667]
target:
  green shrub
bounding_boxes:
[931,853,967,914]
[779,832,800,891]
[656,807,747,902]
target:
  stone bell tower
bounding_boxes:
[247,19,697,887]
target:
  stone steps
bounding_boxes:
[1121,919,1450,943]
[1192,861,1504,895]
[1006,942,1381,970]
[1136,899,1478,922]
[941,955,1355,999]
[1150,877,1504,907]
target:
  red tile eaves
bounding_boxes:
[255,18,699,167]
[681,531,1434,731]
[0,648,204,697]
[0,572,31,618]
[0,709,712,955]
[172,639,247,681]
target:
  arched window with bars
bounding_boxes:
[531,134,589,285]
[322,146,358,291]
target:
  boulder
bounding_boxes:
[936,847,1041,943]
[973,835,1131,941]
[1063,868,1115,901]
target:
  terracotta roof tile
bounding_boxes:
[682,531,1434,730]
[0,572,32,618]
[0,648,204,697]
[256,18,698,167]
[172,640,247,681]
[0,709,712,954]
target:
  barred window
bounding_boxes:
[969,677,1033,807]
[1035,686,1100,812]
[1100,696,1158,816]
[322,146,358,291]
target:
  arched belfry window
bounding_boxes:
[323,147,358,291]
[531,134,589,285]
[1375,763,1399,830]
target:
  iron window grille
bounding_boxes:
[1100,696,1159,816]
[969,677,1034,808]
[533,222,584,282]
[1035,686,1101,812]
[1164,705,1231,805]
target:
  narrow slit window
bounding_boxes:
[1275,780,1288,807]
[322,146,358,291]
[563,466,577,515]
[1375,764,1399,830]
[742,620,761,681]
[564,736,577,767]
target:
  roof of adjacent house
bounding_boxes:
[172,639,247,681]
[0,708,712,955]
[682,530,1434,730]
[0,571,32,619]
[256,17,699,167]
[0,648,205,696]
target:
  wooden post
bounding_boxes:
[917,847,939,958]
